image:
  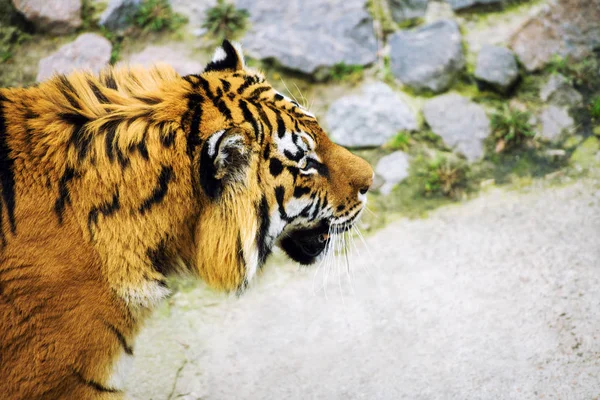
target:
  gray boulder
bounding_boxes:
[37,33,112,82]
[538,105,574,141]
[389,19,465,93]
[423,93,490,161]
[539,74,583,108]
[474,45,519,92]
[98,0,141,30]
[326,82,418,148]
[445,0,502,10]
[235,0,377,74]
[12,0,82,34]
[375,151,411,195]
[170,0,215,31]
[123,44,205,76]
[388,0,429,24]
[510,0,600,71]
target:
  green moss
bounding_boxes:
[132,0,187,33]
[571,137,600,170]
[322,63,364,83]
[386,132,411,151]
[410,152,471,199]
[202,0,249,41]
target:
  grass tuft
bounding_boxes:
[132,0,187,33]
[490,104,536,153]
[202,0,249,40]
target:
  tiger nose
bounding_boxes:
[357,173,374,195]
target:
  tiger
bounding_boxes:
[0,40,373,399]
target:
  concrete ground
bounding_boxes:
[127,180,600,400]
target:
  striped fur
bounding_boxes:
[0,41,373,399]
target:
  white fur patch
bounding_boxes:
[211,47,227,63]
[207,130,226,157]
[120,281,170,308]
[107,352,134,391]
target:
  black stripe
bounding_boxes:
[0,95,16,234]
[239,99,260,140]
[274,93,284,101]
[139,166,174,214]
[276,112,286,138]
[58,75,79,108]
[103,321,133,355]
[159,123,176,148]
[135,131,149,160]
[256,195,271,266]
[54,167,77,223]
[185,93,203,159]
[197,76,214,98]
[310,196,322,221]
[249,86,270,100]
[103,119,120,163]
[60,112,92,162]
[147,239,171,276]
[213,87,232,120]
[274,185,290,221]
[255,104,273,137]
[283,149,303,162]
[286,166,299,180]
[88,78,109,104]
[269,158,283,177]
[219,79,231,92]
[237,75,260,95]
[293,186,311,198]
[263,144,270,160]
[199,136,221,199]
[87,190,120,235]
[71,367,119,393]
[102,71,117,90]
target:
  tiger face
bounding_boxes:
[191,41,373,289]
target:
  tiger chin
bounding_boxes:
[0,40,373,399]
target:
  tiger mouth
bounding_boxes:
[278,213,361,265]
[279,220,331,265]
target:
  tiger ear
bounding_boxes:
[200,128,252,199]
[204,40,245,73]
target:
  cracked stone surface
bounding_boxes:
[127,181,600,399]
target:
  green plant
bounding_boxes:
[387,132,411,151]
[326,62,364,82]
[590,96,600,119]
[490,104,535,152]
[0,26,29,64]
[202,0,249,40]
[132,0,187,32]
[411,153,470,199]
[99,28,123,64]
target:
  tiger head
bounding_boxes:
[189,41,373,291]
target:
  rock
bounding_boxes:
[538,105,574,141]
[123,44,205,76]
[422,93,490,161]
[170,0,215,31]
[98,0,141,30]
[36,33,112,82]
[510,0,600,71]
[445,0,502,10]
[388,0,429,24]
[12,0,82,34]
[570,136,600,170]
[326,82,418,148]
[235,0,377,74]
[474,45,519,92]
[375,151,411,195]
[539,73,583,108]
[389,19,465,93]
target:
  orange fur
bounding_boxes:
[0,42,373,398]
